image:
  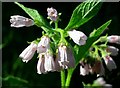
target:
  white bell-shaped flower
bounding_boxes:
[37,36,50,53]
[68,30,87,46]
[44,50,55,72]
[97,62,105,77]
[80,63,89,76]
[106,46,119,56]
[94,77,112,87]
[107,35,120,44]
[57,44,75,69]
[37,54,46,74]
[19,42,37,63]
[103,55,117,71]
[10,15,34,28]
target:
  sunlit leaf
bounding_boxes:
[65,0,102,31]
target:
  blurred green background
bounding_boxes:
[2,2,120,88]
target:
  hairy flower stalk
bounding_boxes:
[57,44,75,69]
[19,42,37,63]
[47,7,58,21]
[107,35,120,44]
[68,30,87,46]
[10,15,34,28]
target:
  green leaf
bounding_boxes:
[74,20,111,65]
[65,0,102,31]
[3,75,28,87]
[15,2,52,32]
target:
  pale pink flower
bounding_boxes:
[107,35,120,44]
[80,63,89,76]
[103,55,117,71]
[94,77,112,87]
[37,54,46,74]
[37,50,55,74]
[54,54,62,72]
[68,30,87,46]
[10,15,34,28]
[44,50,55,72]
[89,61,105,76]
[19,42,37,63]
[106,46,119,56]
[57,44,75,69]
[47,7,58,21]
[97,62,105,77]
[37,36,50,53]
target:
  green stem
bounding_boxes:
[65,69,74,86]
[55,21,58,29]
[61,70,66,87]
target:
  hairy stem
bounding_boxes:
[61,70,66,87]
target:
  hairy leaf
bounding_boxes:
[65,0,102,31]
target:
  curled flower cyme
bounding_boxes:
[19,42,37,63]
[37,36,50,53]
[68,30,87,46]
[47,7,58,21]
[107,35,120,44]
[10,15,34,28]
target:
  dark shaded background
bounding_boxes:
[2,2,120,88]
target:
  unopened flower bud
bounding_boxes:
[68,30,87,46]
[19,42,37,63]
[37,36,50,53]
[47,7,58,21]
[107,35,120,44]
[10,15,34,28]
[106,46,119,56]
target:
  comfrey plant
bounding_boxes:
[10,1,120,87]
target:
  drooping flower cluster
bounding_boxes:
[10,7,88,75]
[19,35,77,74]
[79,35,120,76]
[80,60,105,76]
